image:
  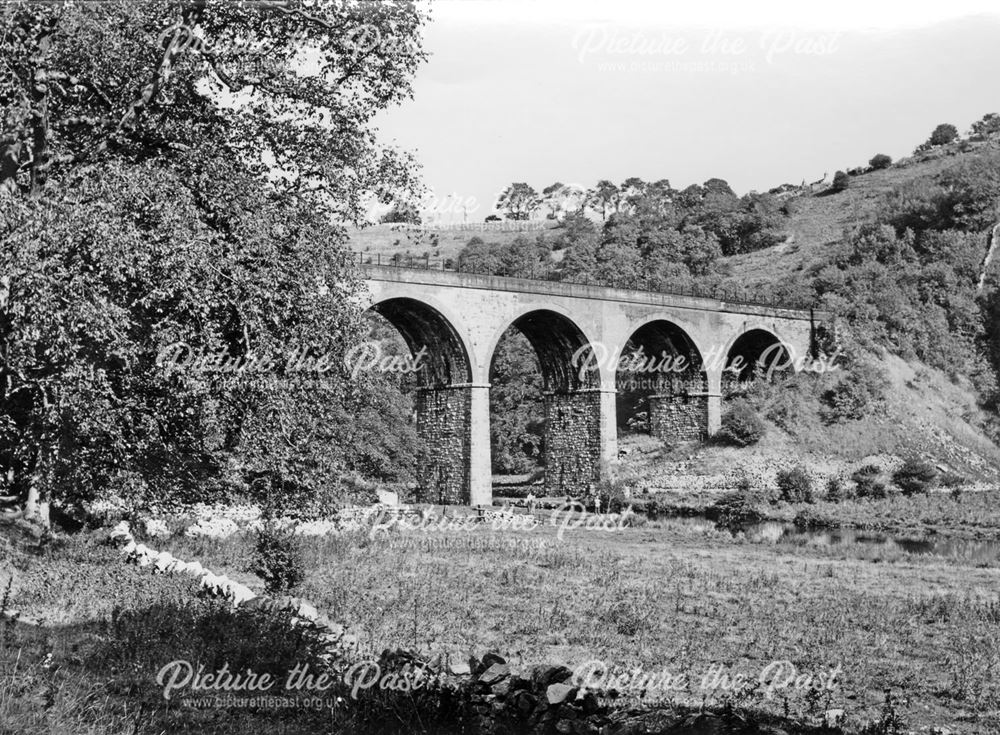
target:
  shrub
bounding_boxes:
[831,171,850,193]
[939,470,966,488]
[893,457,938,495]
[825,476,851,502]
[777,465,813,503]
[706,491,763,528]
[929,123,959,146]
[852,464,888,500]
[251,521,306,594]
[821,362,890,422]
[715,401,767,447]
[869,153,892,170]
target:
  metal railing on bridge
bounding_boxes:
[352,251,814,311]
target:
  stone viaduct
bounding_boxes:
[360,262,830,507]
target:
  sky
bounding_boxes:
[373,0,1000,223]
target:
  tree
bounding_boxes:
[588,179,620,220]
[541,182,566,219]
[0,1,428,523]
[495,182,541,221]
[831,170,850,192]
[869,153,892,170]
[929,123,959,146]
[970,113,1000,141]
[619,176,647,213]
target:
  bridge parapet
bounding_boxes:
[355,253,829,319]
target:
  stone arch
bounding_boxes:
[616,318,708,442]
[723,327,794,396]
[488,309,602,495]
[368,296,473,387]
[366,296,475,505]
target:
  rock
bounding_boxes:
[534,664,573,689]
[450,661,471,676]
[576,689,600,715]
[675,713,725,735]
[514,691,536,715]
[547,683,575,705]
[824,709,845,727]
[479,663,510,686]
[482,651,506,668]
[491,677,513,697]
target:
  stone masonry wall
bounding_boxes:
[649,373,708,442]
[415,386,471,504]
[543,390,602,496]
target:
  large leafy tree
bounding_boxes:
[0,1,428,523]
[495,182,540,221]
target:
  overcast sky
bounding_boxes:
[374,0,1000,223]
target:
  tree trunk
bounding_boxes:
[23,483,50,528]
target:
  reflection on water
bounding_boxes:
[663,516,1000,565]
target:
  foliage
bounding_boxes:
[489,329,544,474]
[706,490,764,528]
[869,154,893,170]
[970,113,1000,141]
[714,400,767,447]
[825,476,850,501]
[831,170,850,192]
[495,182,541,220]
[852,464,888,500]
[776,465,814,503]
[820,360,891,422]
[892,457,938,496]
[251,520,306,594]
[929,123,959,146]
[0,1,429,519]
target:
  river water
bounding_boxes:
[664,516,1000,565]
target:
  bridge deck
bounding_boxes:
[359,260,826,323]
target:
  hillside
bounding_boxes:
[347,220,560,263]
[721,140,1000,286]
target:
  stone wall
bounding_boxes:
[415,385,472,504]
[648,373,708,442]
[543,390,603,495]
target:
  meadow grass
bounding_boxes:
[4,516,1000,733]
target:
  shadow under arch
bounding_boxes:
[366,297,474,504]
[488,309,602,496]
[723,328,793,395]
[616,319,708,442]
[368,297,472,387]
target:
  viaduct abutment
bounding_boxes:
[361,265,830,506]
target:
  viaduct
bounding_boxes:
[360,261,831,507]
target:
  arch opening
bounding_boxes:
[489,309,602,497]
[369,297,472,387]
[724,329,792,398]
[616,320,707,442]
[365,298,474,505]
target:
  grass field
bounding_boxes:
[4,505,1000,734]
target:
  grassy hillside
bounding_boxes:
[722,141,1000,286]
[347,220,560,263]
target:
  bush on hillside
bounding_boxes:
[869,153,892,170]
[893,457,938,495]
[715,401,767,447]
[825,476,852,501]
[820,361,890,422]
[929,123,959,146]
[852,464,888,500]
[831,171,850,193]
[706,491,764,528]
[776,465,813,503]
[251,518,306,594]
